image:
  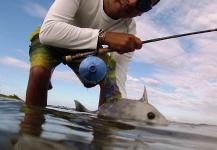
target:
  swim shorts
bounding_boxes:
[29,28,122,101]
[29,27,104,87]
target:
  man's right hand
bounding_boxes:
[104,32,142,54]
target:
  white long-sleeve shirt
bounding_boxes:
[39,0,137,98]
[39,0,136,50]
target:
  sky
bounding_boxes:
[0,0,217,125]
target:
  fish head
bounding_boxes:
[138,86,169,126]
[139,102,169,126]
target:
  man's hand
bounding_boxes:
[104,32,142,54]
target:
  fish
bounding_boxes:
[74,86,169,126]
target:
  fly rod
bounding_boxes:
[62,28,217,64]
[142,28,217,44]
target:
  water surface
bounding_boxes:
[0,98,216,150]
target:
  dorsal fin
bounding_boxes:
[74,100,91,112]
[140,86,148,103]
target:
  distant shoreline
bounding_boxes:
[0,94,23,101]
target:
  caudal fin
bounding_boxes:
[74,100,91,112]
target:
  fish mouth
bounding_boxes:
[147,121,170,126]
[146,118,170,126]
[160,120,170,126]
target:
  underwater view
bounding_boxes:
[0,98,217,150]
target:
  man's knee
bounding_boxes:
[28,66,52,86]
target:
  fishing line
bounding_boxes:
[129,40,217,101]
[129,41,217,89]
[147,84,217,102]
[128,41,217,72]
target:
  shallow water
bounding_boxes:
[0,98,217,150]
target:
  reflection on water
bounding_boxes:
[0,98,217,150]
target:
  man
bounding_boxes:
[26,0,160,107]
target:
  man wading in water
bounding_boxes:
[26,0,160,107]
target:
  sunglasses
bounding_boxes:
[136,0,160,12]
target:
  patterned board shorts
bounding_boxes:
[29,28,122,102]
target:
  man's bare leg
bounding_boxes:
[26,66,52,107]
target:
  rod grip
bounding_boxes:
[62,48,113,64]
[62,55,73,65]
[98,48,113,54]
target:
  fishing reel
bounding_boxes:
[62,50,107,87]
[79,55,107,87]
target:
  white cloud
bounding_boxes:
[15,49,29,57]
[127,75,140,82]
[23,2,48,18]
[0,57,29,70]
[0,57,81,84]
[53,69,80,83]
[140,77,160,87]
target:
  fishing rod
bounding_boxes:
[142,28,217,44]
[61,28,217,86]
[62,28,217,64]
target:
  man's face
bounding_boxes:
[111,0,159,18]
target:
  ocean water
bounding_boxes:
[0,98,217,150]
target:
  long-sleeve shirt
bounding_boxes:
[39,0,136,50]
[39,0,137,98]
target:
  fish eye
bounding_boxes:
[147,112,155,120]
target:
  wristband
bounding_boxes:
[98,30,108,45]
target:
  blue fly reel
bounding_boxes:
[79,56,107,87]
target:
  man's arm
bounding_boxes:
[39,0,99,50]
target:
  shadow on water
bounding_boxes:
[0,98,217,150]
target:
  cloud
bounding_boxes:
[181,1,217,29]
[0,56,29,70]
[52,69,80,83]
[140,77,160,87]
[15,49,29,57]
[23,2,48,18]
[0,56,80,84]
[127,75,140,82]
